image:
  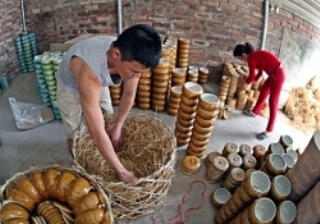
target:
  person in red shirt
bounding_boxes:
[233,42,286,140]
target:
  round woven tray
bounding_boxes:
[0,165,114,224]
[73,113,177,220]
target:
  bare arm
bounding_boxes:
[70,57,126,175]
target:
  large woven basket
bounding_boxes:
[73,113,177,220]
[0,165,114,224]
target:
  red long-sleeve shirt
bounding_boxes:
[246,50,282,84]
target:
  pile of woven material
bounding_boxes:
[284,76,320,131]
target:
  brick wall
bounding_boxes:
[0,0,23,78]
[3,0,320,77]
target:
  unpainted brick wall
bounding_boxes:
[0,0,23,78]
[2,0,320,78]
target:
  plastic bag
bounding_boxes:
[9,97,55,130]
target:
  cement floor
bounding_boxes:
[0,73,313,224]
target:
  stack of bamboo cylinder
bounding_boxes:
[187,65,199,83]
[176,38,190,69]
[171,68,187,87]
[151,58,170,112]
[137,69,152,110]
[215,171,271,224]
[219,76,231,106]
[187,93,220,157]
[222,63,263,111]
[198,67,210,84]
[110,84,122,106]
[167,86,182,116]
[175,82,203,146]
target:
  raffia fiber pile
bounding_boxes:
[284,86,320,131]
[73,114,176,220]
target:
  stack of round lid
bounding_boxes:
[176,38,190,69]
[187,67,199,83]
[137,69,151,110]
[110,84,122,106]
[14,36,28,73]
[151,58,170,112]
[51,54,63,119]
[198,67,210,84]
[19,32,36,73]
[34,55,51,107]
[167,86,182,116]
[28,33,39,56]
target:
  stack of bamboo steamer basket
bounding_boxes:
[215,170,271,224]
[110,84,122,106]
[151,58,170,112]
[187,93,220,157]
[137,69,152,110]
[198,67,210,84]
[176,38,190,69]
[175,82,203,146]
[236,90,248,110]
[187,65,199,83]
[205,156,229,184]
[219,76,231,106]
[167,85,182,116]
[171,67,187,87]
[163,38,178,94]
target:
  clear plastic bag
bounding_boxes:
[9,97,55,130]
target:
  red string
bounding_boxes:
[152,180,207,224]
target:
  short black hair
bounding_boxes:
[114,24,162,69]
[233,42,255,57]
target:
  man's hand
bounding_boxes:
[116,169,138,184]
[108,125,122,150]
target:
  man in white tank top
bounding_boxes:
[56,24,161,183]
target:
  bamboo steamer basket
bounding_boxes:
[180,94,198,107]
[177,109,196,121]
[222,142,238,157]
[170,85,182,98]
[226,153,243,169]
[175,131,192,140]
[190,137,210,148]
[73,114,176,220]
[152,101,166,112]
[153,73,170,82]
[276,200,296,224]
[205,151,221,167]
[199,93,220,112]
[279,135,293,150]
[172,77,186,86]
[137,96,151,104]
[0,165,114,224]
[198,67,209,84]
[179,101,197,114]
[194,115,216,128]
[182,82,203,99]
[205,156,229,184]
[177,137,191,146]
[248,197,276,224]
[138,102,150,110]
[167,107,178,116]
[191,129,211,142]
[187,142,207,155]
[176,118,194,127]
[196,106,219,120]
[245,97,256,110]
[270,175,291,202]
[245,171,271,198]
[239,144,252,157]
[187,69,198,82]
[211,188,231,208]
[180,156,201,175]
[168,101,179,110]
[242,155,257,170]
[193,122,213,135]
[169,96,180,105]
[137,90,151,98]
[253,144,266,160]
[222,167,245,192]
[187,147,205,158]
[262,154,286,176]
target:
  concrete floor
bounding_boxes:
[0,73,314,224]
